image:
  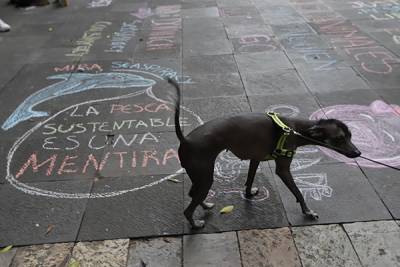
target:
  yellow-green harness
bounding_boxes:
[264,112,296,160]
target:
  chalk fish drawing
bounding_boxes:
[2,72,156,130]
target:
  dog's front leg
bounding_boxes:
[245,159,260,198]
[275,158,318,220]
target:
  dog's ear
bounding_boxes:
[307,125,325,138]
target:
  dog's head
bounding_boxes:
[307,119,361,158]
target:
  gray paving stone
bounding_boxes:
[0,248,17,267]
[69,239,129,267]
[344,221,400,267]
[127,237,182,267]
[183,18,232,56]
[182,95,250,131]
[182,7,220,18]
[235,51,293,74]
[298,67,370,93]
[11,243,73,267]
[343,221,400,267]
[182,72,245,99]
[77,175,184,241]
[0,181,91,247]
[224,25,274,39]
[260,5,306,25]
[293,224,362,267]
[183,232,241,267]
[238,228,302,267]
[276,162,391,226]
[362,167,400,219]
[242,69,309,96]
[183,54,238,74]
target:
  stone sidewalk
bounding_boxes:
[1,0,400,265]
[1,220,400,266]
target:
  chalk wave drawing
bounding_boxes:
[207,186,270,202]
[310,100,400,168]
[6,69,203,199]
[2,73,155,130]
[294,173,333,200]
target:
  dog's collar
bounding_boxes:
[266,112,296,159]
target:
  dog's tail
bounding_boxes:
[167,78,186,144]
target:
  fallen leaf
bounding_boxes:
[0,245,13,253]
[69,260,80,267]
[220,205,234,214]
[45,224,54,235]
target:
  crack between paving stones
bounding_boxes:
[289,226,305,267]
[235,231,245,267]
[218,10,252,112]
[74,179,96,244]
[340,224,365,267]
[232,54,252,112]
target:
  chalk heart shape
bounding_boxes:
[310,100,400,168]
[5,72,204,199]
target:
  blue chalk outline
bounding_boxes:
[2,72,156,130]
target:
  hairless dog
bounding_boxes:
[167,79,361,229]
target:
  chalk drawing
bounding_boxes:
[352,0,400,20]
[294,173,333,200]
[146,5,181,51]
[265,104,300,118]
[2,73,156,130]
[235,35,279,53]
[105,21,140,53]
[214,150,248,183]
[132,7,153,19]
[66,21,111,57]
[88,0,112,8]
[112,61,193,84]
[384,28,400,44]
[310,100,400,168]
[5,67,201,199]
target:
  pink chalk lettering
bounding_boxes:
[57,155,78,175]
[16,153,57,178]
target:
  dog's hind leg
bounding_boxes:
[184,166,215,229]
[245,159,260,198]
[275,158,318,220]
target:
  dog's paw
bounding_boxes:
[304,210,319,220]
[201,202,215,210]
[192,220,205,229]
[245,187,259,198]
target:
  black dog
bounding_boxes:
[168,79,361,229]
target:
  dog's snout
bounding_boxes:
[347,149,361,158]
